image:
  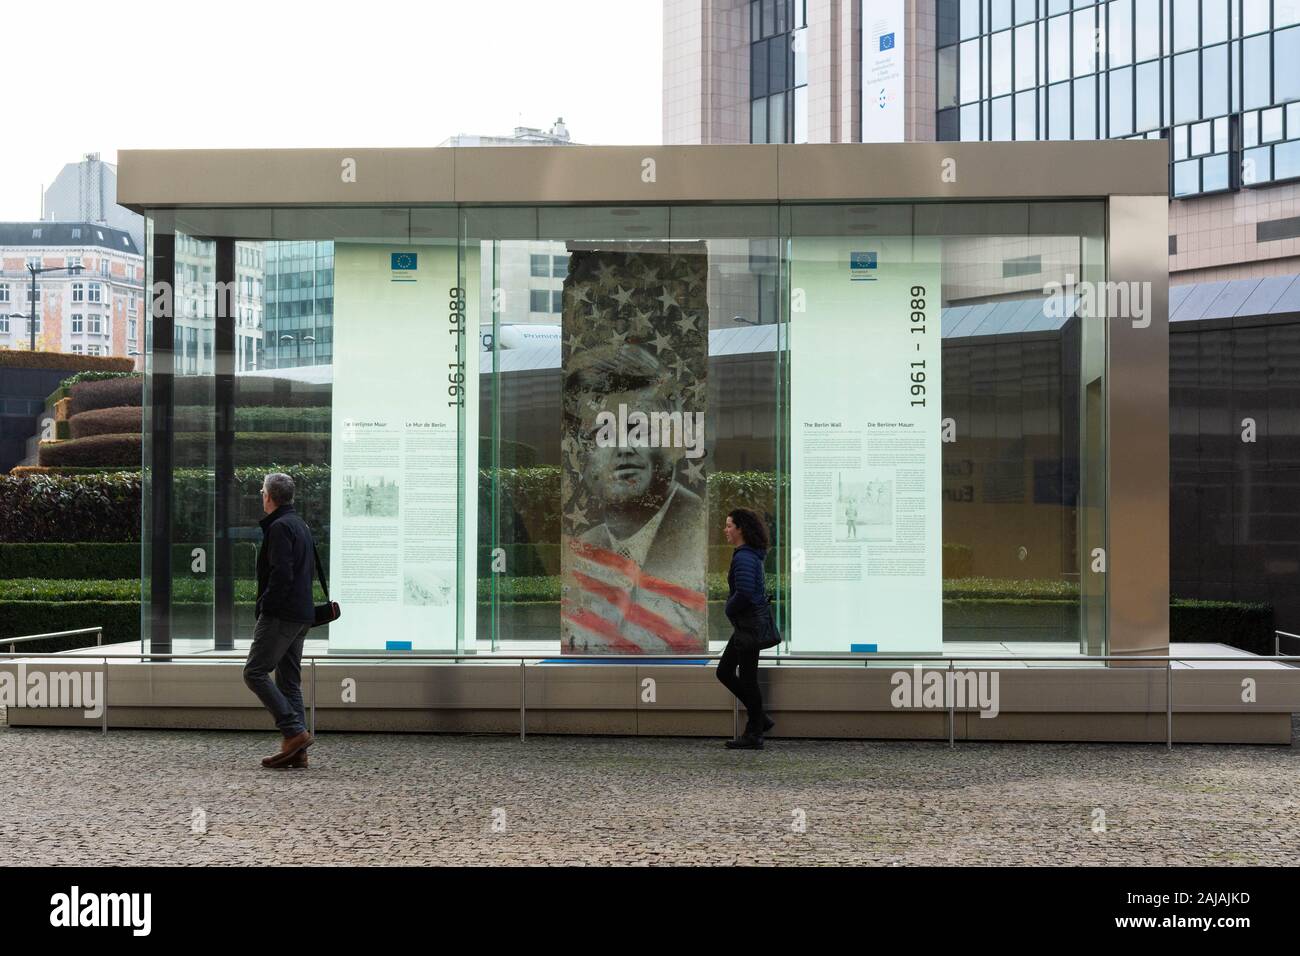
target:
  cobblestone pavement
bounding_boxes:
[2,722,1299,866]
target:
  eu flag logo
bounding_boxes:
[391,253,417,270]
[850,251,878,281]
[879,32,895,51]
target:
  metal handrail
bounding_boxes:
[1275,629,1300,657]
[4,646,1299,749]
[3,627,101,652]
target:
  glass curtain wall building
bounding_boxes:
[936,0,1300,196]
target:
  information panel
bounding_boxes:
[328,243,477,651]
[789,236,941,653]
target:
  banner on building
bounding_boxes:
[861,0,906,143]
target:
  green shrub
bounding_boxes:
[60,370,141,390]
[173,405,331,434]
[0,601,140,651]
[0,471,143,542]
[1170,599,1275,655]
[38,431,331,468]
[68,376,143,415]
[0,351,132,373]
[68,405,144,439]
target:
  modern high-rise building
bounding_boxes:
[43,153,145,252]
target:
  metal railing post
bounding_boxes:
[1166,658,1173,751]
[948,659,955,749]
[519,657,526,742]
[96,628,103,647]
[733,695,739,739]
[310,656,317,736]
[101,656,108,734]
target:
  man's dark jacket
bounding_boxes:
[256,504,316,624]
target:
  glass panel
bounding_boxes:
[1074,75,1097,136]
[1016,23,1038,88]
[1277,26,1300,103]
[1049,80,1072,137]
[1017,89,1039,136]
[1202,43,1228,118]
[793,86,808,142]
[1172,0,1198,51]
[1073,7,1097,75]
[751,37,768,98]
[1048,14,1071,82]
[961,38,982,102]
[1108,0,1133,66]
[792,27,808,86]
[994,0,1013,30]
[1243,33,1271,109]
[1243,109,1260,146]
[962,101,982,137]
[1190,120,1212,154]
[1173,157,1201,194]
[1243,144,1272,183]
[1016,0,1038,22]
[1275,139,1300,179]
[961,0,982,38]
[993,30,1013,96]
[1201,152,1229,190]
[1202,0,1228,42]
[1109,65,1134,135]
[1242,0,1270,34]
[939,44,960,108]
[1136,59,1161,128]
[769,90,786,143]
[1279,0,1300,28]
[752,96,768,143]
[1135,0,1161,59]
[768,35,787,93]
[993,94,1014,138]
[1174,49,1201,123]
[1262,106,1284,140]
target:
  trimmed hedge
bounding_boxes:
[0,350,132,372]
[0,471,143,542]
[0,541,332,579]
[68,405,143,439]
[0,601,140,652]
[60,370,141,390]
[1170,599,1275,656]
[38,431,331,468]
[68,376,143,415]
[173,405,331,434]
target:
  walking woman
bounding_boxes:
[717,507,779,749]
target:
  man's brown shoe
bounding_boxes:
[261,730,313,768]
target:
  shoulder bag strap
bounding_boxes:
[312,543,330,600]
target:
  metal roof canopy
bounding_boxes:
[116,142,1167,210]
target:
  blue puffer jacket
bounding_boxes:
[725,545,769,624]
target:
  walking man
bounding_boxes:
[244,472,316,769]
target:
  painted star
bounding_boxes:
[566,503,589,527]
[595,261,618,287]
[657,287,680,313]
[569,284,592,304]
[631,309,655,336]
[650,331,674,353]
[611,285,634,309]
[683,459,705,484]
[639,266,660,285]
[674,311,697,335]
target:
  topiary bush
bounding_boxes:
[39,433,142,467]
[68,405,144,439]
[68,376,143,415]
[60,369,141,390]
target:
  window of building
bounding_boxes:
[1003,254,1043,278]
[26,284,40,304]
[552,289,564,313]
[66,256,81,270]
[530,255,549,277]
[71,344,82,354]
[530,289,550,312]
[552,255,568,277]
[72,313,83,333]
[88,314,102,334]
[0,283,8,302]
[87,344,100,356]
[1243,34,1271,110]
[72,282,84,302]
[100,259,110,277]
[0,314,7,333]
[1278,26,1300,103]
[88,283,102,303]
[26,256,41,270]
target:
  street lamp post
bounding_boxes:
[26,263,84,352]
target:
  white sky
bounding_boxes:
[0,0,663,221]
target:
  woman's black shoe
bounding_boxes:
[725,734,764,749]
